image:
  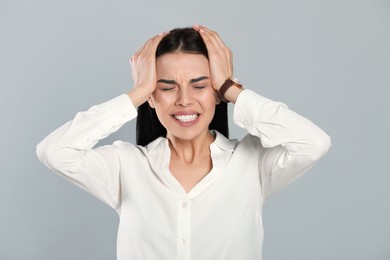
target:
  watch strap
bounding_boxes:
[219,78,242,102]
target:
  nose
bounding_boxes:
[175,88,194,107]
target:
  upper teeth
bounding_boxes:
[174,114,198,122]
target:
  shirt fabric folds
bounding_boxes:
[36,89,331,260]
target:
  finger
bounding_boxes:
[199,26,229,53]
[198,28,225,54]
[192,24,201,31]
[139,32,168,60]
[200,31,232,65]
[140,36,156,53]
[199,26,233,62]
[131,39,153,67]
[130,35,158,69]
[200,26,231,57]
[131,31,169,64]
[198,28,220,53]
[139,36,158,56]
[147,32,168,54]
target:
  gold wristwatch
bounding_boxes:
[219,77,243,102]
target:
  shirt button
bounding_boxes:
[181,238,186,245]
[182,202,188,208]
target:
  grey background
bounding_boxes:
[1,0,389,259]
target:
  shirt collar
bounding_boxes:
[210,130,236,152]
[145,136,167,153]
[143,131,237,197]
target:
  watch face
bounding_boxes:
[231,77,242,87]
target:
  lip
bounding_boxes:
[171,110,200,116]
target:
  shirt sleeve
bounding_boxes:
[36,94,137,210]
[233,89,332,199]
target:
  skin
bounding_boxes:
[127,25,243,192]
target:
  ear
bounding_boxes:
[147,96,155,108]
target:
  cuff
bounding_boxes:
[233,89,273,129]
[91,94,138,126]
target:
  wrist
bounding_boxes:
[224,87,243,104]
[127,87,153,108]
[218,77,243,103]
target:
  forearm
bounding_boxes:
[127,87,152,108]
[36,94,137,170]
[233,89,331,160]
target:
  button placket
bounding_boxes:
[177,197,191,260]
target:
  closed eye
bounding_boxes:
[159,87,175,91]
[193,86,206,90]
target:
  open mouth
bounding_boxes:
[172,114,200,123]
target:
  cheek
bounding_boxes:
[152,92,171,107]
[199,91,219,107]
[151,95,173,122]
[153,103,172,129]
[198,93,218,116]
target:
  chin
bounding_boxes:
[167,128,209,141]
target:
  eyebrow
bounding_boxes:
[157,76,209,85]
[190,76,209,83]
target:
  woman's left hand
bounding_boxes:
[193,25,233,92]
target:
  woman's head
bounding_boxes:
[136,27,228,146]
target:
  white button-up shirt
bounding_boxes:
[36,89,331,260]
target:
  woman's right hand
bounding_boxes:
[127,32,168,107]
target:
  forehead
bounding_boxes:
[156,52,209,78]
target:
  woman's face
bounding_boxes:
[149,52,219,141]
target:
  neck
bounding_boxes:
[167,131,215,164]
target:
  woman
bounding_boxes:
[37,25,331,260]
